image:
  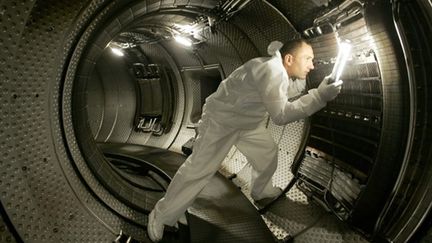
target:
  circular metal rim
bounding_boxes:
[58,0,215,239]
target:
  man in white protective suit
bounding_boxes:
[147,38,343,242]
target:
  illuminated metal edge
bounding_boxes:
[375,0,432,242]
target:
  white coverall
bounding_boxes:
[153,42,327,227]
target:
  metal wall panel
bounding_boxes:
[0,0,118,242]
[270,0,327,30]
[91,51,137,143]
[234,0,299,52]
[127,43,186,149]
[86,70,105,137]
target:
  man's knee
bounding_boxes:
[266,142,278,161]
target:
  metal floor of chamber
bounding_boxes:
[224,160,369,243]
[99,142,369,243]
[99,143,275,243]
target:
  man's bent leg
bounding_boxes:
[148,118,239,241]
[235,125,280,200]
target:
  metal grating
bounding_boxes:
[179,68,204,125]
[238,0,298,49]
[222,148,249,177]
[263,186,368,242]
[201,20,245,75]
[187,173,276,243]
[221,119,306,199]
[270,0,331,30]
[211,19,260,64]
[272,120,306,188]
[220,146,247,176]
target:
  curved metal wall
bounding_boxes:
[349,1,409,235]
[0,0,118,242]
[88,50,137,143]
[377,0,432,241]
[0,0,218,242]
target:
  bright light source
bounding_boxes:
[330,40,352,82]
[175,24,194,33]
[174,36,192,47]
[111,47,124,57]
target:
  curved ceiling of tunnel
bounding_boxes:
[0,0,431,242]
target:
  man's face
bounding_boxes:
[283,42,315,80]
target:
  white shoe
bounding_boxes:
[251,186,283,201]
[172,213,188,229]
[147,210,164,242]
[178,213,188,225]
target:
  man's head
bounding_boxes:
[280,39,314,80]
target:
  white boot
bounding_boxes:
[178,213,188,226]
[147,210,164,242]
[172,213,188,229]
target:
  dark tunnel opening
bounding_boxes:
[0,0,432,242]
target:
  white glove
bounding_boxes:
[317,76,343,102]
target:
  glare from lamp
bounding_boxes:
[330,40,352,81]
[174,36,192,47]
[175,24,194,33]
[111,47,124,57]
